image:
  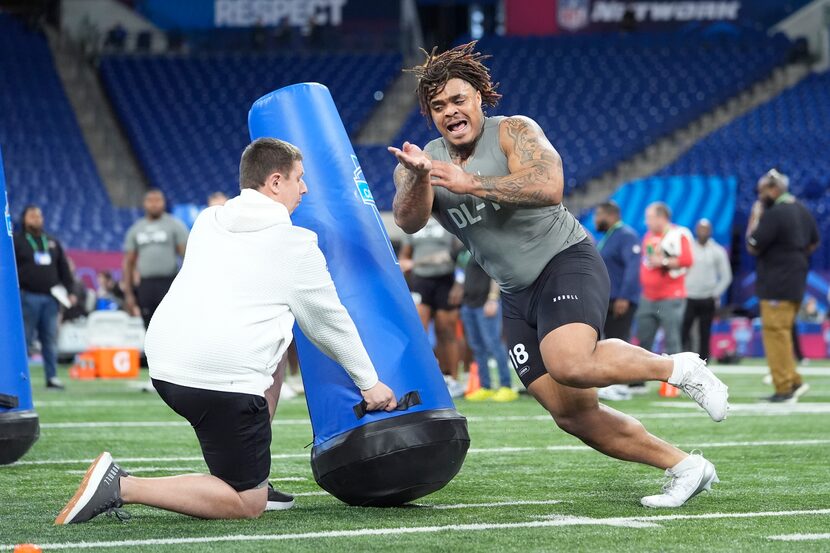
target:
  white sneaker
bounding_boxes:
[280,382,298,400]
[597,385,633,401]
[668,353,729,422]
[444,376,465,399]
[641,453,719,508]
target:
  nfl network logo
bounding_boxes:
[558,0,590,31]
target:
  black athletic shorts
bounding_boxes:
[501,238,610,388]
[410,273,457,311]
[152,379,271,492]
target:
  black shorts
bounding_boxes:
[410,273,457,311]
[152,379,271,492]
[501,239,610,388]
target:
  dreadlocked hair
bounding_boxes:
[407,41,501,126]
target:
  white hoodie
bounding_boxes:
[145,189,379,396]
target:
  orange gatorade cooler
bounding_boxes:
[69,353,96,380]
[91,348,140,379]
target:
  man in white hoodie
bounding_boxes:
[56,138,397,524]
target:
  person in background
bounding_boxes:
[399,217,464,398]
[123,189,189,328]
[747,169,819,402]
[13,205,75,389]
[682,219,732,361]
[61,258,91,323]
[458,254,517,402]
[593,200,642,400]
[636,202,693,356]
[96,271,125,311]
[207,191,228,207]
[797,296,824,324]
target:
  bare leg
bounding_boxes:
[120,474,266,519]
[541,323,674,389]
[416,304,432,332]
[435,308,460,379]
[527,375,686,470]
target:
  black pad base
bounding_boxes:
[311,409,469,506]
[0,410,40,465]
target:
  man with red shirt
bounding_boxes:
[636,202,693,354]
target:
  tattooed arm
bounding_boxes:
[388,141,435,233]
[429,116,563,207]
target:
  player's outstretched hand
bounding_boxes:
[361,381,398,412]
[430,160,475,195]
[388,142,432,177]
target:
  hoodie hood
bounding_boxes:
[215,189,291,233]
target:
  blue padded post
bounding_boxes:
[0,145,40,464]
[249,83,468,506]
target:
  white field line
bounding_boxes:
[10,438,830,468]
[426,500,564,510]
[768,533,830,541]
[4,509,829,550]
[651,401,830,413]
[38,405,830,430]
[712,366,830,376]
[63,467,307,482]
[41,419,311,429]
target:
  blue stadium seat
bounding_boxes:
[0,15,139,250]
[656,71,830,272]
[377,32,792,208]
[99,52,401,206]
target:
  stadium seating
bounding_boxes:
[0,14,140,251]
[376,31,793,207]
[99,52,401,205]
[657,70,830,273]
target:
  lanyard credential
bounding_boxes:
[597,221,623,252]
[25,233,48,252]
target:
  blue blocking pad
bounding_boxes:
[249,83,468,506]
[0,146,40,464]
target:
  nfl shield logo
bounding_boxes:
[558,0,590,31]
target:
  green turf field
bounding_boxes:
[2,363,829,552]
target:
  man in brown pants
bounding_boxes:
[747,169,819,402]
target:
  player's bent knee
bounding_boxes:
[546,359,593,389]
[551,411,591,438]
[238,489,267,519]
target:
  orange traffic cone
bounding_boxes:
[659,381,680,397]
[14,545,42,553]
[465,362,481,397]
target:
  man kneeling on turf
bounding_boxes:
[56,138,397,524]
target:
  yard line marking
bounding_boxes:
[426,500,564,510]
[12,452,309,466]
[41,403,830,430]
[36,400,163,408]
[768,533,830,541]
[651,402,830,414]
[11,438,830,468]
[712,366,830,376]
[5,509,828,550]
[293,491,328,497]
[66,467,199,475]
[538,508,830,523]
[41,419,311,429]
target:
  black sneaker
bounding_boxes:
[764,391,795,403]
[55,452,130,524]
[46,377,66,390]
[266,483,295,511]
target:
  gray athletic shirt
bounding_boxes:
[424,116,586,293]
[124,213,189,278]
[400,217,456,278]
